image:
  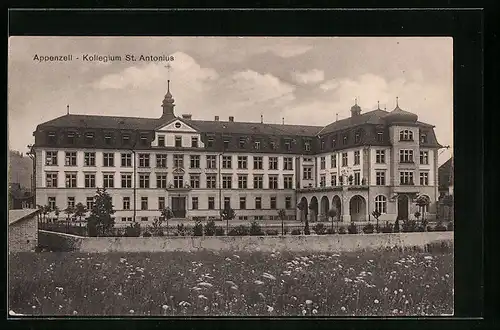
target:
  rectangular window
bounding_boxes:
[46,172,58,188]
[173,175,184,188]
[303,167,312,180]
[47,132,57,145]
[139,174,150,188]
[285,196,292,209]
[239,197,246,210]
[48,196,56,210]
[253,175,263,189]
[192,197,199,210]
[270,197,277,209]
[237,156,248,169]
[207,138,214,148]
[343,135,348,145]
[269,157,278,170]
[223,138,230,150]
[342,153,348,167]
[103,173,114,188]
[158,135,165,147]
[206,175,216,189]
[268,175,278,189]
[206,155,217,169]
[104,133,112,146]
[158,197,165,210]
[284,157,293,170]
[65,152,77,166]
[84,152,95,166]
[122,134,130,146]
[86,197,94,211]
[156,154,167,168]
[254,141,261,150]
[321,140,325,150]
[354,171,361,185]
[354,151,360,165]
[222,175,232,189]
[400,171,414,185]
[121,173,132,188]
[331,174,337,186]
[190,174,200,188]
[253,156,263,170]
[140,134,148,146]
[67,197,75,209]
[239,138,246,148]
[331,154,337,168]
[375,150,386,164]
[67,132,75,145]
[84,173,96,188]
[320,175,326,187]
[222,156,232,169]
[174,155,184,168]
[376,171,386,186]
[255,197,262,210]
[420,151,429,165]
[355,133,361,144]
[121,153,132,167]
[85,133,95,145]
[65,173,77,188]
[138,153,150,168]
[320,157,326,170]
[141,197,148,210]
[399,150,414,163]
[208,197,215,210]
[45,151,58,166]
[284,140,291,151]
[224,197,231,210]
[377,132,384,142]
[420,172,429,186]
[420,134,428,144]
[190,155,200,168]
[156,174,167,189]
[191,137,198,148]
[332,138,336,148]
[103,153,114,167]
[304,141,311,151]
[238,175,248,189]
[175,136,182,147]
[284,175,293,189]
[123,197,130,210]
[141,217,148,222]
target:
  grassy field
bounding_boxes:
[8,248,453,317]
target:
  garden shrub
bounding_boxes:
[325,228,336,235]
[193,221,203,236]
[434,222,447,232]
[228,225,250,236]
[143,231,152,237]
[394,219,400,232]
[250,221,265,236]
[338,226,347,234]
[447,222,454,231]
[291,229,301,235]
[124,222,141,237]
[313,223,326,235]
[347,222,358,234]
[380,222,393,233]
[426,225,434,232]
[176,224,187,236]
[402,220,418,232]
[362,223,374,234]
[416,226,425,232]
[266,229,279,236]
[153,230,164,237]
[215,226,225,236]
[204,220,217,236]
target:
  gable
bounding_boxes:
[156,118,199,133]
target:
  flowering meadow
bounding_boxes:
[9,248,453,317]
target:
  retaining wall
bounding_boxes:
[38,230,453,253]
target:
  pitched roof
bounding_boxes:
[438,157,453,188]
[9,209,39,226]
[37,114,161,130]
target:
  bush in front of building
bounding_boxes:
[401,220,418,233]
[338,226,347,234]
[228,225,250,236]
[215,226,225,236]
[266,229,279,236]
[204,220,217,236]
[124,222,141,237]
[291,229,301,235]
[304,221,311,235]
[362,223,375,234]
[313,223,326,235]
[434,222,447,232]
[380,222,393,233]
[143,231,152,237]
[394,219,401,233]
[325,228,336,235]
[426,225,434,232]
[347,222,358,234]
[193,221,203,236]
[176,224,187,236]
[447,221,454,231]
[250,221,264,236]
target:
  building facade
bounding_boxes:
[9,209,40,252]
[32,82,443,226]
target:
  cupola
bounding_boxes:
[350,98,361,117]
[383,97,418,125]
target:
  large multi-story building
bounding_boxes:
[31,81,443,226]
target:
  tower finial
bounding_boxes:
[355,97,357,105]
[377,100,380,110]
[67,104,70,115]
[396,96,399,107]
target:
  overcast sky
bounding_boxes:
[8,37,453,165]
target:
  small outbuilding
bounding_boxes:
[9,209,40,252]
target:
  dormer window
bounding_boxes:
[207,137,214,148]
[284,140,291,151]
[104,133,112,145]
[140,134,148,146]
[343,135,348,145]
[85,133,94,145]
[332,138,336,148]
[223,138,230,150]
[304,140,311,151]
[67,132,75,145]
[399,130,413,141]
[354,133,361,144]
[377,132,384,142]
[122,134,130,145]
[239,138,246,148]
[191,136,198,148]
[48,132,57,145]
[254,141,261,150]
[420,133,428,144]
[270,141,276,149]
[158,135,165,147]
[175,136,182,147]
[320,140,325,150]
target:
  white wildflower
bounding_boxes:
[267,305,274,313]
[73,310,77,315]
[254,280,264,285]
[231,286,238,290]
[118,292,122,296]
[384,287,388,292]
[129,309,134,314]
[302,309,307,315]
[306,299,313,305]
[374,299,379,304]
[162,305,169,310]
[399,288,403,293]
[405,300,409,304]
[198,295,208,300]
[392,309,398,314]
[312,309,318,314]
[262,272,276,280]
[424,256,433,260]
[341,306,346,312]
[204,306,209,312]
[198,282,213,288]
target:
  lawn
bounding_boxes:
[8,249,453,317]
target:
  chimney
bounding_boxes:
[214,116,219,121]
[229,116,234,122]
[182,114,192,120]
[260,114,263,123]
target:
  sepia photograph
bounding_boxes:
[8,36,454,317]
